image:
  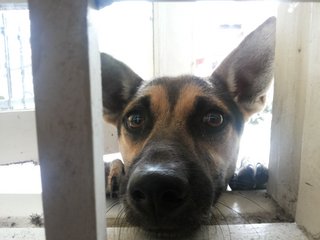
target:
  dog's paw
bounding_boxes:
[229,162,268,190]
[104,159,125,198]
[255,163,268,189]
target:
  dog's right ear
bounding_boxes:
[101,53,143,124]
[211,17,276,121]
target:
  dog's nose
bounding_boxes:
[128,163,189,217]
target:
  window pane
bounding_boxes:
[0,9,33,111]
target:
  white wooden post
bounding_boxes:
[29,1,106,240]
[268,2,308,217]
[294,3,320,238]
[269,3,320,237]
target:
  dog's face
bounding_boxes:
[101,17,275,235]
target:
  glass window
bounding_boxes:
[0,9,33,111]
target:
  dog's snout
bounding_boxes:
[128,164,189,217]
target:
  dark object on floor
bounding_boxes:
[229,162,269,190]
[29,214,43,227]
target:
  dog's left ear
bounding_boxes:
[100,53,144,124]
[211,17,276,120]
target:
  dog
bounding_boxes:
[101,17,276,237]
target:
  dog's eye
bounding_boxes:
[127,113,145,129]
[203,112,224,127]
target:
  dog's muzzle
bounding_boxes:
[121,142,216,233]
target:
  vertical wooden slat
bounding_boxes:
[269,4,320,238]
[268,3,308,217]
[29,1,106,240]
[295,3,320,238]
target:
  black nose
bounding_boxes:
[127,163,189,218]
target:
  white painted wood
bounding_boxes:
[0,229,45,240]
[269,2,320,238]
[0,223,309,240]
[0,0,26,4]
[29,1,106,240]
[268,3,308,217]
[0,194,42,217]
[295,3,320,239]
[104,123,119,153]
[0,111,38,164]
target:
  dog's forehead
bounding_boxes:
[135,75,229,116]
[119,75,244,165]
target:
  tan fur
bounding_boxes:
[148,85,171,124]
[119,134,142,169]
[174,84,203,119]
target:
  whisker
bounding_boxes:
[116,208,129,240]
[213,206,231,240]
[236,191,269,212]
[106,199,121,213]
[217,201,261,238]
[217,201,249,223]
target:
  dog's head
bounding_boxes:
[101,17,275,235]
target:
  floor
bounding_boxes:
[1,190,309,240]
[0,223,310,240]
[105,190,293,227]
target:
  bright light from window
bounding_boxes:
[0,162,41,194]
[0,9,33,111]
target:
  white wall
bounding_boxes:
[97,2,154,80]
[0,111,118,165]
[153,2,194,77]
[153,2,277,77]
[0,111,38,164]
